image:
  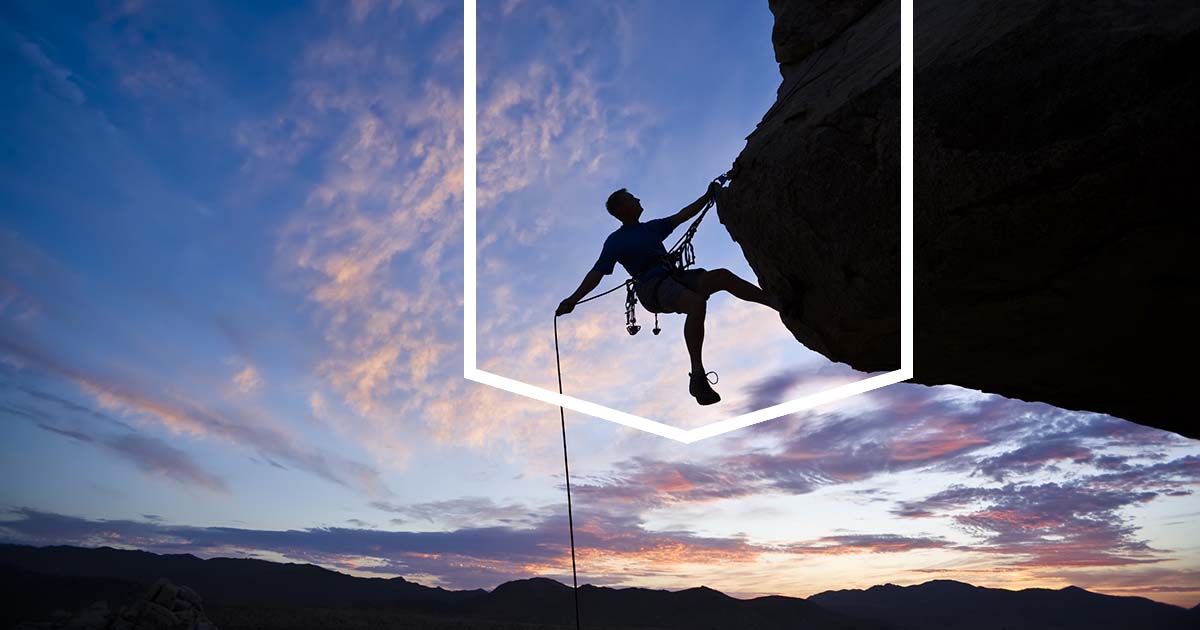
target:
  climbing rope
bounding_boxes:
[552,315,582,630]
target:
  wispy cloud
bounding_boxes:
[569,383,1199,575]
[1,23,86,105]
[101,433,230,492]
[230,363,262,394]
[2,390,228,493]
[371,497,544,529]
[475,4,648,209]
[784,534,955,555]
[0,338,389,496]
[896,482,1163,567]
[251,5,471,468]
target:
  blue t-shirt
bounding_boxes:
[590,217,677,279]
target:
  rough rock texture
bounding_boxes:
[721,0,900,370]
[721,0,1199,439]
[15,580,219,630]
[107,579,218,630]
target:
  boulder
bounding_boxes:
[106,579,218,630]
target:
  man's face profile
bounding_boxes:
[614,191,643,222]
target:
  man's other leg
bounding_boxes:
[696,268,779,310]
[678,290,707,375]
[677,289,720,405]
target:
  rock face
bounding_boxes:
[721,0,1199,439]
[108,580,218,630]
[722,0,899,371]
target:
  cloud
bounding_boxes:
[2,23,86,105]
[12,384,133,431]
[0,338,389,497]
[784,534,955,555]
[250,6,474,467]
[346,0,448,25]
[892,479,1190,568]
[572,456,760,509]
[476,62,609,208]
[116,48,204,99]
[974,439,1094,481]
[231,363,262,394]
[0,507,760,590]
[34,422,95,443]
[580,384,1034,503]
[1088,455,1200,491]
[475,3,653,210]
[2,394,228,493]
[101,433,230,493]
[371,497,544,529]
[738,363,871,413]
[561,382,1200,578]
[1030,566,1200,605]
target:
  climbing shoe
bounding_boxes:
[689,371,721,406]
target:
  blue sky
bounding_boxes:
[2,0,1199,607]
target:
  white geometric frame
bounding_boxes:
[463,0,914,443]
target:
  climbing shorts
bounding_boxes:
[636,268,707,314]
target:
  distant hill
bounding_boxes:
[809,580,1195,630]
[1,544,1193,630]
[0,544,879,629]
[0,543,480,610]
[464,577,878,629]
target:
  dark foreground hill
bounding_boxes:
[2,544,1195,630]
[0,543,481,611]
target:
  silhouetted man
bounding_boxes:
[556,185,779,405]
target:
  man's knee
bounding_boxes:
[699,268,733,294]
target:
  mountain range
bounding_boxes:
[1,544,1195,629]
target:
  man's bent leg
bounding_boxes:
[698,268,779,310]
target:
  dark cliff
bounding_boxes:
[720,0,1199,439]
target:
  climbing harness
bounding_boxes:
[624,278,642,335]
[547,173,730,630]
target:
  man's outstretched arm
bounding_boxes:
[556,269,604,316]
[667,181,721,230]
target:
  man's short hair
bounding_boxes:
[605,188,628,217]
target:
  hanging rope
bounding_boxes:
[553,315,582,630]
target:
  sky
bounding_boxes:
[2,0,1199,609]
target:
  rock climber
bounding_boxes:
[555,183,781,405]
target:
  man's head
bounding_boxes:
[605,188,643,224]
